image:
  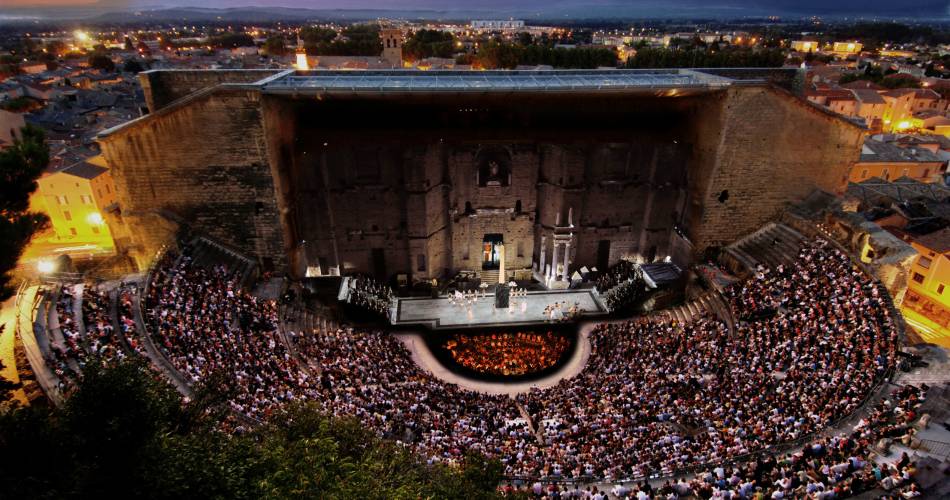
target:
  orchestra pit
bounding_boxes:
[15,69,950,498]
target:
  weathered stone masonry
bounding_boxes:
[97,69,864,280]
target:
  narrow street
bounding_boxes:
[0,295,29,406]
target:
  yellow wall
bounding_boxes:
[833,42,862,54]
[791,41,818,53]
[882,93,915,132]
[31,168,116,251]
[907,242,950,312]
[850,161,944,183]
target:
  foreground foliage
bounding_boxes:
[0,124,50,300]
[0,360,509,499]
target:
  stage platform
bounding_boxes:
[391,289,608,330]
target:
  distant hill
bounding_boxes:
[1,1,947,23]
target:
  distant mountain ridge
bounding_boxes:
[1,1,947,23]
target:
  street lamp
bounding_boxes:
[37,260,55,274]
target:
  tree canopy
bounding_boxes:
[301,24,382,57]
[207,32,255,49]
[403,29,456,62]
[87,52,115,72]
[625,46,785,69]
[262,36,288,57]
[469,40,618,70]
[0,359,510,498]
[0,124,50,300]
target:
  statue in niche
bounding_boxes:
[476,148,511,187]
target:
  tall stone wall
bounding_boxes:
[103,72,865,281]
[98,88,285,271]
[687,86,865,250]
[139,69,282,113]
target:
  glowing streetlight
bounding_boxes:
[74,30,90,43]
[86,212,104,225]
[295,50,309,70]
[37,260,55,274]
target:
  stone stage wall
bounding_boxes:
[97,71,864,280]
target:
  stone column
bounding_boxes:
[539,235,547,277]
[562,241,571,282]
[498,244,506,284]
[550,242,560,281]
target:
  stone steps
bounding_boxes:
[722,223,806,276]
[189,237,258,290]
[108,286,128,354]
[480,270,500,286]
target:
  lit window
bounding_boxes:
[80,195,93,204]
[918,256,932,269]
[913,272,925,284]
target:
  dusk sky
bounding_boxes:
[1,0,948,18]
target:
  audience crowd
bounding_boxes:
[515,238,898,481]
[45,283,136,392]
[147,253,304,420]
[118,283,148,357]
[47,285,83,386]
[81,284,124,362]
[443,332,571,377]
[505,384,926,499]
[129,236,917,497]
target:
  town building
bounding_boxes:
[380,28,404,68]
[905,227,950,328]
[30,156,118,252]
[470,20,525,30]
[832,41,863,55]
[850,137,946,183]
[790,40,819,53]
[0,109,26,148]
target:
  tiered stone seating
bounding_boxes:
[664,290,732,330]
[722,222,805,276]
[80,283,126,362]
[48,285,83,380]
[115,283,149,358]
[188,236,258,289]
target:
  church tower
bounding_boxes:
[380,28,404,68]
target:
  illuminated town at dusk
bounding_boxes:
[0,1,949,498]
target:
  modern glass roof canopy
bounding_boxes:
[259,69,741,94]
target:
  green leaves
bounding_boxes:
[0,363,507,499]
[0,124,49,300]
[301,24,382,57]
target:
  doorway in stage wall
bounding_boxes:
[482,234,503,270]
[371,248,387,280]
[597,240,611,272]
